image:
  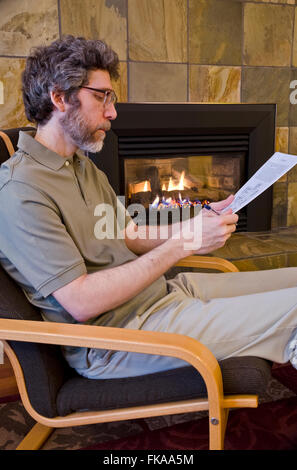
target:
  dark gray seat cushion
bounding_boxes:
[56,356,271,416]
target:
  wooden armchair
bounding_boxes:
[0,129,272,450]
[0,255,273,451]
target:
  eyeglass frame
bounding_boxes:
[80,86,118,107]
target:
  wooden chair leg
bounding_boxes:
[16,422,54,450]
[221,408,229,446]
[209,408,229,450]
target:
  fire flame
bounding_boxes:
[131,172,186,195]
[151,195,160,207]
[130,180,151,193]
[167,171,185,191]
[130,170,204,211]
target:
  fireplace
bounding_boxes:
[124,152,245,208]
[89,103,276,232]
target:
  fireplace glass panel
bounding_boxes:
[124,153,246,209]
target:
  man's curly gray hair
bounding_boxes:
[22,35,119,126]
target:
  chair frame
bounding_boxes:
[0,255,258,451]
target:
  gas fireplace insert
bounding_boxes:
[89,103,276,232]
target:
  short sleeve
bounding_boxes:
[0,181,87,297]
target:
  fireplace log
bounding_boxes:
[130,191,152,207]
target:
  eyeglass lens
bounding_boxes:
[104,90,117,106]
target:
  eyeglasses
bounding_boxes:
[80,86,117,107]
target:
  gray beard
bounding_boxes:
[60,105,105,153]
[80,139,103,153]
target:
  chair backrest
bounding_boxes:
[0,128,68,417]
[0,127,35,164]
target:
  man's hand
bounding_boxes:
[208,193,234,213]
[170,194,238,258]
[199,194,238,253]
[197,208,238,254]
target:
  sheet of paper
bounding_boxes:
[222,152,297,214]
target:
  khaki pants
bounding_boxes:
[78,267,297,379]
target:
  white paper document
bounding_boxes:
[222,152,297,214]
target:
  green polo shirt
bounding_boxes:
[0,131,167,372]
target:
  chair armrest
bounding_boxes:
[176,255,239,272]
[0,317,224,402]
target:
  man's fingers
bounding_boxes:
[210,194,234,211]
[222,208,233,215]
[220,212,239,225]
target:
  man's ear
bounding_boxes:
[50,89,66,112]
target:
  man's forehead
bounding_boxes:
[87,69,112,87]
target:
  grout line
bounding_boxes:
[290,7,296,69]
[126,0,130,102]
[241,1,245,103]
[57,0,62,38]
[242,0,295,6]
[0,55,27,59]
[125,59,295,69]
[187,0,190,102]
[127,58,189,65]
[287,3,296,225]
[228,249,297,262]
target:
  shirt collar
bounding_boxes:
[17,130,75,171]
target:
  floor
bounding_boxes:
[214,226,297,271]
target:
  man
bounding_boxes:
[0,35,296,379]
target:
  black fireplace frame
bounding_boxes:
[90,103,276,232]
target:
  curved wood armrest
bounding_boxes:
[0,317,224,403]
[0,318,219,374]
[176,255,239,272]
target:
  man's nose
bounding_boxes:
[104,103,117,120]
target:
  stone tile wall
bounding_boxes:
[1,0,297,228]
